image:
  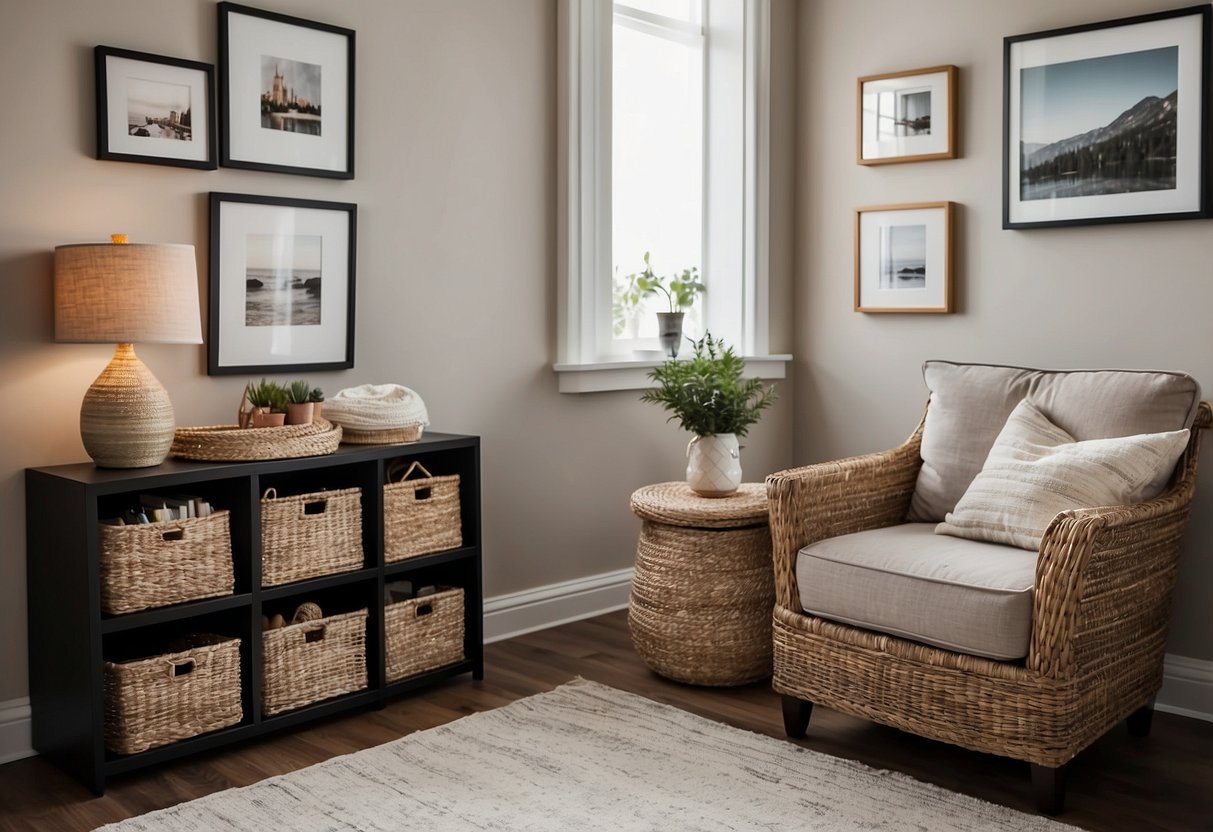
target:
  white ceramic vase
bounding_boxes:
[686,433,742,497]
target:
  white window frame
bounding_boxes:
[555,0,788,393]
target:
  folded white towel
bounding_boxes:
[323,384,430,429]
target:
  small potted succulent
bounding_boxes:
[285,380,314,426]
[246,379,288,428]
[309,387,325,422]
[615,251,705,357]
[641,332,778,496]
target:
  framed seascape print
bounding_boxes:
[1004,5,1211,229]
[855,202,954,314]
[218,2,355,178]
[857,65,957,164]
[95,46,216,169]
[209,192,356,375]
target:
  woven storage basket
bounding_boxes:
[103,634,242,755]
[385,587,465,683]
[262,609,367,716]
[383,461,462,562]
[260,487,363,586]
[340,423,424,445]
[99,511,234,615]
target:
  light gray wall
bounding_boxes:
[0,0,797,704]
[796,0,1213,660]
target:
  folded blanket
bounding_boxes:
[323,383,429,429]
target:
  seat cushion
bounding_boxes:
[936,399,1190,550]
[907,361,1201,521]
[797,524,1036,660]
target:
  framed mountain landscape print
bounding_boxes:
[1003,5,1210,229]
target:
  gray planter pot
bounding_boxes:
[656,312,685,358]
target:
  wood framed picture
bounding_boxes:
[1004,5,1211,229]
[218,2,355,179]
[857,65,957,165]
[95,46,216,169]
[208,192,356,375]
[854,202,954,314]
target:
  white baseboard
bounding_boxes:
[2,567,1208,766]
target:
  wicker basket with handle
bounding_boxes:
[99,511,234,615]
[383,461,462,563]
[260,486,363,586]
[103,634,242,754]
[385,587,465,682]
[262,609,367,716]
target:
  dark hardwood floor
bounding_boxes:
[2,610,1210,831]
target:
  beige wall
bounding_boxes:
[796,0,1213,660]
[0,0,796,704]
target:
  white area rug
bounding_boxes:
[98,679,1075,831]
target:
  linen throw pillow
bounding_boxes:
[935,399,1189,551]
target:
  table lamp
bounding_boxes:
[54,235,203,468]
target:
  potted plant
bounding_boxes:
[309,387,325,422]
[285,380,314,425]
[640,332,778,496]
[615,251,705,357]
[246,378,288,428]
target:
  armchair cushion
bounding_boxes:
[936,399,1190,550]
[907,361,1201,521]
[797,523,1036,660]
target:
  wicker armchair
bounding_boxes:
[767,399,1211,814]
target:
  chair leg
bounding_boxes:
[1031,763,1067,815]
[781,694,813,739]
[1127,700,1155,737]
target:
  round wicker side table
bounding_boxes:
[628,482,774,686]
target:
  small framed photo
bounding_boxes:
[854,202,954,314]
[218,2,355,179]
[1004,6,1210,229]
[208,192,356,375]
[857,65,957,165]
[95,46,216,169]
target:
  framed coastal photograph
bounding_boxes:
[1004,6,1210,228]
[218,2,355,178]
[95,46,216,169]
[857,65,957,164]
[208,192,356,375]
[855,202,954,313]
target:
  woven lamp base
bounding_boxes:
[81,343,175,468]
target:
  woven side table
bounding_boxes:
[628,482,774,686]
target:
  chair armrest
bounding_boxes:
[766,422,924,612]
[1029,401,1210,679]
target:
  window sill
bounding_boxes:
[553,354,792,394]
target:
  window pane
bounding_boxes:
[611,22,703,349]
[617,0,700,24]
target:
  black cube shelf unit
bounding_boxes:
[26,432,482,794]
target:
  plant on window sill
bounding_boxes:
[613,251,705,356]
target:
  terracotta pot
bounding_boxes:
[311,401,323,423]
[286,402,314,425]
[250,408,286,428]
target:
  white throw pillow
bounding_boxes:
[935,399,1189,551]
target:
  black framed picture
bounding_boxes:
[1003,5,1211,229]
[218,2,355,179]
[95,46,216,169]
[208,192,356,375]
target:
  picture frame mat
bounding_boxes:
[222,4,351,175]
[855,203,952,313]
[859,67,954,162]
[214,198,351,371]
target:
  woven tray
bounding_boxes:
[104,634,242,755]
[100,511,234,615]
[385,587,465,683]
[339,423,424,445]
[171,419,342,462]
[262,609,367,716]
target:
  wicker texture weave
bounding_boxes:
[628,483,773,686]
[260,487,363,586]
[384,461,462,562]
[262,609,367,716]
[340,423,424,445]
[385,587,466,682]
[767,400,1211,769]
[171,419,342,462]
[99,511,234,615]
[103,635,242,754]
